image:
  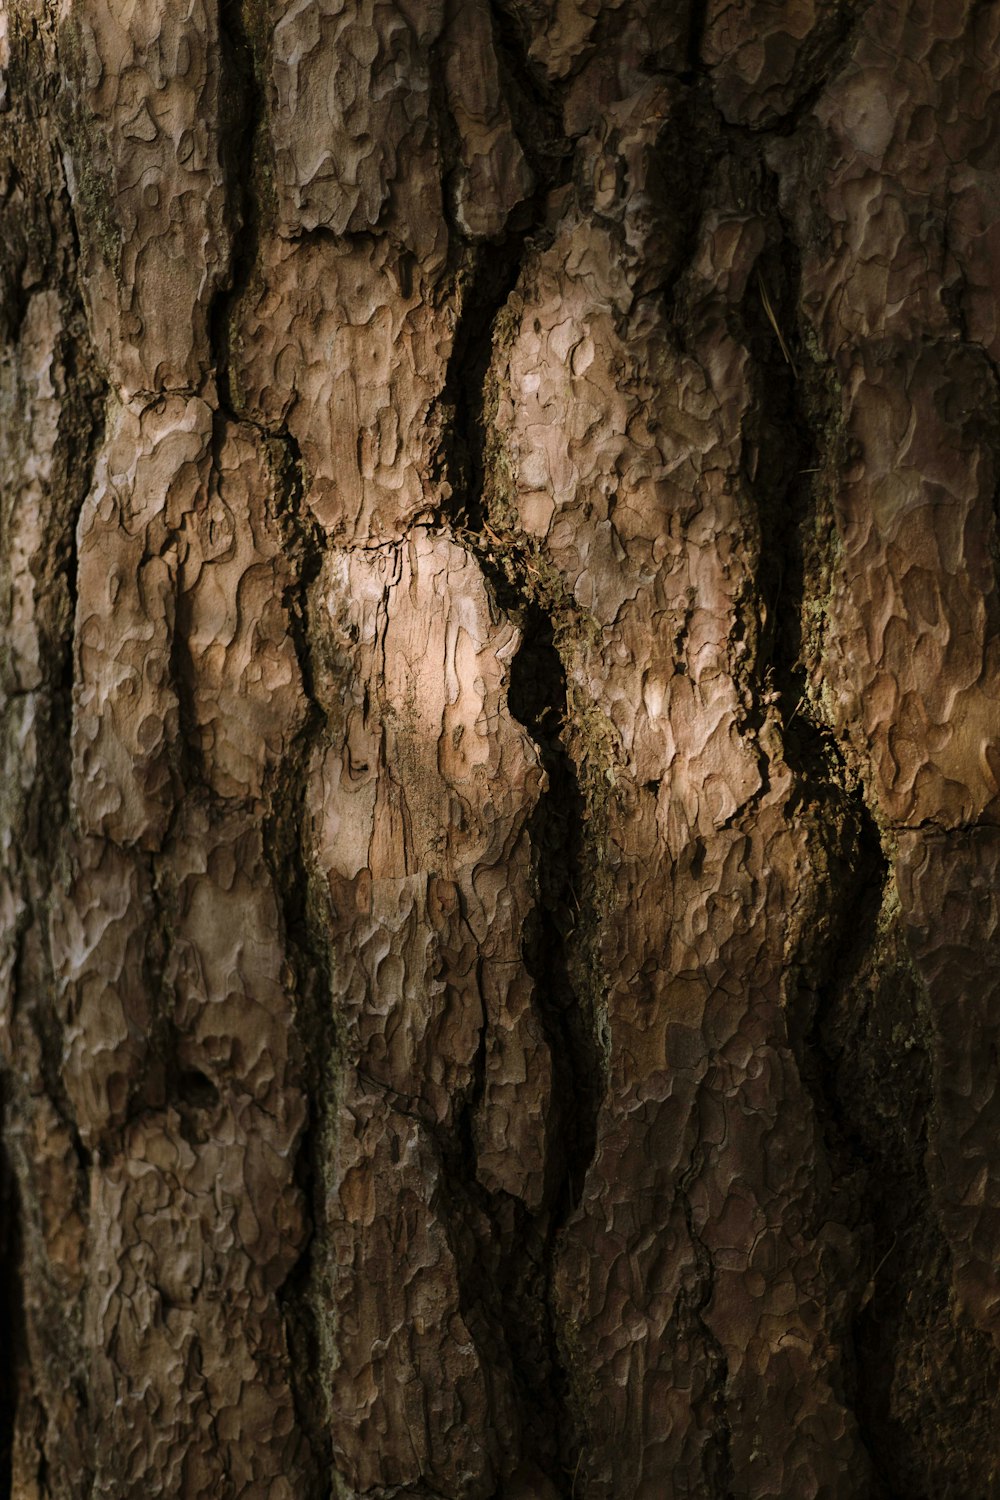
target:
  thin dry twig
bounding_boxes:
[757,268,796,374]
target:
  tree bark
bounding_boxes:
[2,0,1000,1496]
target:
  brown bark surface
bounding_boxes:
[1,1,1000,1497]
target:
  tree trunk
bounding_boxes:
[2,1,1000,1496]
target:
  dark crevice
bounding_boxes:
[429,196,606,1489]
[507,614,602,1215]
[433,242,526,534]
[793,808,889,1170]
[817,841,1000,1497]
[507,606,605,1487]
[210,0,266,423]
[787,798,894,1494]
[662,97,760,326]
[820,897,970,1500]
[203,13,336,1494]
[682,0,871,136]
[262,425,338,1500]
[729,160,970,1496]
[486,0,573,200]
[684,0,709,79]
[167,562,209,798]
[764,0,875,139]
[433,243,576,1485]
[810,851,902,1452]
[47,303,105,836]
[264,430,338,1499]
[168,1059,222,1149]
[452,958,490,1173]
[726,163,854,810]
[676,1078,735,1497]
[711,147,899,1488]
[658,86,732,312]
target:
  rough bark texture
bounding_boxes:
[1,1,999,1497]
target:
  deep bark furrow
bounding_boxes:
[485,0,573,197]
[737,181,908,1485]
[506,610,604,1491]
[433,234,606,1490]
[207,20,338,1487]
[262,428,339,1498]
[210,0,265,426]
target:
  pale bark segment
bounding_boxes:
[233,236,453,542]
[57,390,311,1487]
[307,533,546,1491]
[266,0,531,256]
[62,0,230,396]
[268,0,448,257]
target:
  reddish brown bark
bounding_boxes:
[2,1,1000,1497]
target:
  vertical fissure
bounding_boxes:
[485,0,572,204]
[207,13,337,1493]
[210,0,266,424]
[48,301,106,837]
[733,183,947,1492]
[507,611,602,1214]
[683,0,709,79]
[432,217,607,1488]
[506,606,606,1491]
[0,130,110,1489]
[768,0,876,138]
[263,425,339,1497]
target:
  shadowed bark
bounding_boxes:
[2,1,1000,1497]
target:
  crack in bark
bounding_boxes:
[684,0,709,80]
[0,83,108,1489]
[730,169,938,1493]
[262,425,340,1500]
[506,605,606,1492]
[431,222,606,1490]
[486,0,572,199]
[684,0,873,135]
[210,0,267,425]
[204,13,338,1494]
